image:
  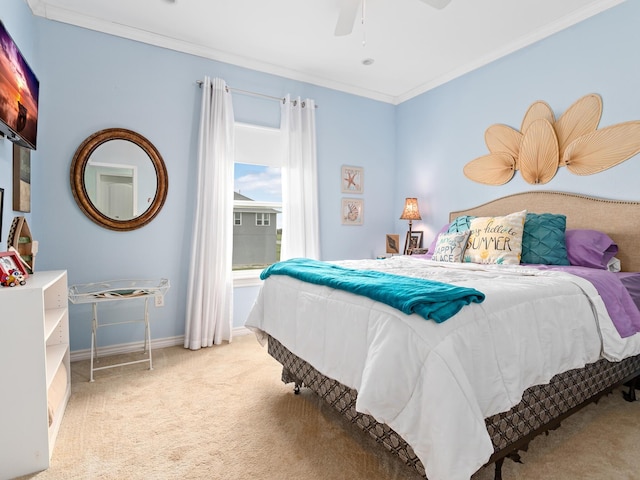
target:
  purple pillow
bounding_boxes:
[565,229,618,270]
[424,223,451,259]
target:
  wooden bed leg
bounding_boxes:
[494,458,504,480]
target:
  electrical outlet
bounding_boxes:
[155,295,164,307]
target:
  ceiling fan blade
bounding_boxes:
[419,0,452,9]
[334,0,361,36]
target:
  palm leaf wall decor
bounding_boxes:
[485,124,522,168]
[521,100,555,133]
[563,121,640,175]
[463,153,515,185]
[463,93,639,185]
[519,119,559,184]
[554,93,602,163]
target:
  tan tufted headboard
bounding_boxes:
[449,191,640,272]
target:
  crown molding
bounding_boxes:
[28,0,626,106]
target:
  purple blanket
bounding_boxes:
[533,265,640,338]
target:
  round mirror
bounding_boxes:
[70,128,168,231]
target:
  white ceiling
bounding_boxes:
[27,0,624,104]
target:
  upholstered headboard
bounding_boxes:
[449,191,640,272]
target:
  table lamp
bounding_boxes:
[400,197,421,254]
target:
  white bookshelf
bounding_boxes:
[0,270,70,479]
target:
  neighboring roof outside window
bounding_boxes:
[234,192,280,215]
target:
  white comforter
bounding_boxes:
[245,256,640,480]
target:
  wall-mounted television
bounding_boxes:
[0,20,39,150]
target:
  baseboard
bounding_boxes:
[233,326,252,336]
[70,335,184,362]
[70,326,253,362]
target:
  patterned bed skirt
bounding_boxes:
[267,335,640,478]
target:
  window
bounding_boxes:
[233,123,283,276]
[256,213,270,226]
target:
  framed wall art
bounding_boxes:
[341,198,363,225]
[13,144,31,213]
[341,165,363,194]
[386,234,400,254]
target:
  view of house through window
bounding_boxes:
[233,123,283,271]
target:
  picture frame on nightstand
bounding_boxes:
[386,234,400,254]
[404,231,423,255]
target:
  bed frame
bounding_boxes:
[449,190,640,272]
[265,191,640,479]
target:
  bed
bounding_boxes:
[245,191,640,480]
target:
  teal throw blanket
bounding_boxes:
[260,258,485,323]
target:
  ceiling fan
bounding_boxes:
[334,0,452,36]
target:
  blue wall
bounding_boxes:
[395,1,640,245]
[0,2,37,249]
[3,0,639,352]
[3,2,396,350]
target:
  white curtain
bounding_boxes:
[184,76,235,349]
[280,95,320,260]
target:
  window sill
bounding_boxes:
[233,269,264,287]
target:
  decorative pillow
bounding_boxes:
[425,223,451,259]
[464,210,527,265]
[430,231,471,263]
[521,213,570,265]
[565,229,619,270]
[447,215,476,233]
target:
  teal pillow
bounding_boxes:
[447,215,475,233]
[521,213,570,265]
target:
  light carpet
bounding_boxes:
[18,334,640,480]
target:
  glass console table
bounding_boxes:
[68,278,170,381]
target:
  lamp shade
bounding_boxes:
[400,197,421,221]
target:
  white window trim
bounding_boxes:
[234,212,242,226]
[234,200,281,209]
[233,123,283,282]
[233,269,264,287]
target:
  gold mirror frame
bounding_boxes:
[70,128,168,231]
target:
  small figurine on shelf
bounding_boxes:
[1,269,26,287]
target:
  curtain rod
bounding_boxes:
[196,80,318,107]
[196,80,284,103]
